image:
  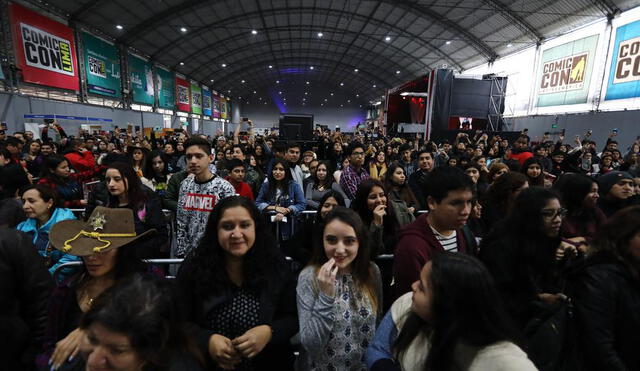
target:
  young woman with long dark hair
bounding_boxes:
[88,162,167,259]
[176,196,298,370]
[383,163,419,226]
[553,173,606,242]
[369,150,388,180]
[38,155,93,208]
[255,158,306,241]
[480,172,528,231]
[143,150,172,197]
[365,253,536,371]
[351,179,400,256]
[521,157,548,187]
[297,207,382,370]
[304,161,347,209]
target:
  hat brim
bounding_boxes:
[49,219,156,257]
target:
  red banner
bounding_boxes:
[175,75,190,112]
[9,3,79,91]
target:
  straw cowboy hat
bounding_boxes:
[50,206,156,256]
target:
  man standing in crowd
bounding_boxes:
[398,144,416,177]
[393,166,475,299]
[409,149,435,209]
[63,138,95,173]
[175,137,235,257]
[340,142,369,200]
[286,142,305,186]
[508,135,534,166]
[225,159,254,200]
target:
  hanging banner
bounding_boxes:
[9,3,79,91]
[202,86,212,116]
[175,75,190,112]
[190,81,202,115]
[605,19,640,100]
[128,54,154,105]
[535,34,599,107]
[81,32,121,97]
[213,94,221,118]
[156,67,174,109]
[0,66,4,80]
[220,97,228,119]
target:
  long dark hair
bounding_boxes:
[394,253,518,370]
[485,187,561,283]
[384,163,419,207]
[143,150,169,181]
[308,206,378,312]
[267,158,293,196]
[314,190,346,223]
[590,206,640,279]
[351,179,399,229]
[106,162,148,211]
[40,155,69,183]
[80,274,202,370]
[178,196,287,297]
[312,161,334,190]
[522,157,545,187]
[553,173,601,224]
[482,171,528,214]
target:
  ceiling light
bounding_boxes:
[446,41,451,45]
[372,84,376,88]
[221,63,227,67]
[340,82,344,86]
[306,81,310,85]
[317,32,323,37]
[309,66,314,70]
[251,29,258,35]
[116,25,123,30]
[303,98,306,101]
[330,93,334,96]
[324,98,328,101]
[268,65,273,68]
[258,97,262,100]
[385,36,391,42]
[179,62,184,66]
[340,104,344,107]
[180,27,187,33]
[276,80,280,84]
[253,90,257,94]
[347,100,351,103]
[241,80,245,83]
[305,92,308,95]
[356,94,359,97]
[396,70,401,74]
[354,68,359,72]
[507,43,513,47]
[228,90,231,93]
[210,79,214,82]
[279,91,282,94]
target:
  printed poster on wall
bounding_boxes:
[220,97,228,119]
[605,19,640,100]
[9,3,79,91]
[156,67,174,109]
[81,32,121,97]
[190,82,202,115]
[128,53,154,105]
[175,75,190,112]
[202,86,212,116]
[535,34,599,107]
[213,94,221,118]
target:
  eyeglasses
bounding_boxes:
[351,151,365,157]
[540,208,567,220]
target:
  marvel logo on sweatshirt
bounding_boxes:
[176,174,235,257]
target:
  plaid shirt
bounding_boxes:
[340,164,369,200]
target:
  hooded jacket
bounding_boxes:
[392,214,473,299]
[16,208,80,282]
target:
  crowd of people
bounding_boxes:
[1,119,640,371]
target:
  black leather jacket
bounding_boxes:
[573,252,640,371]
[0,228,54,370]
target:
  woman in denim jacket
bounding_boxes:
[256,159,306,241]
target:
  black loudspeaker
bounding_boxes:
[279,113,314,141]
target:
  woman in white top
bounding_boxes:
[365,252,538,371]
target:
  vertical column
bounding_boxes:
[119,44,130,110]
[0,0,16,92]
[72,25,88,102]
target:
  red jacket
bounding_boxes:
[392,214,470,300]
[226,178,255,201]
[509,150,533,166]
[64,151,95,173]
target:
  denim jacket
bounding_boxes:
[256,180,306,240]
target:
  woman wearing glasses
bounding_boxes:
[479,188,584,368]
